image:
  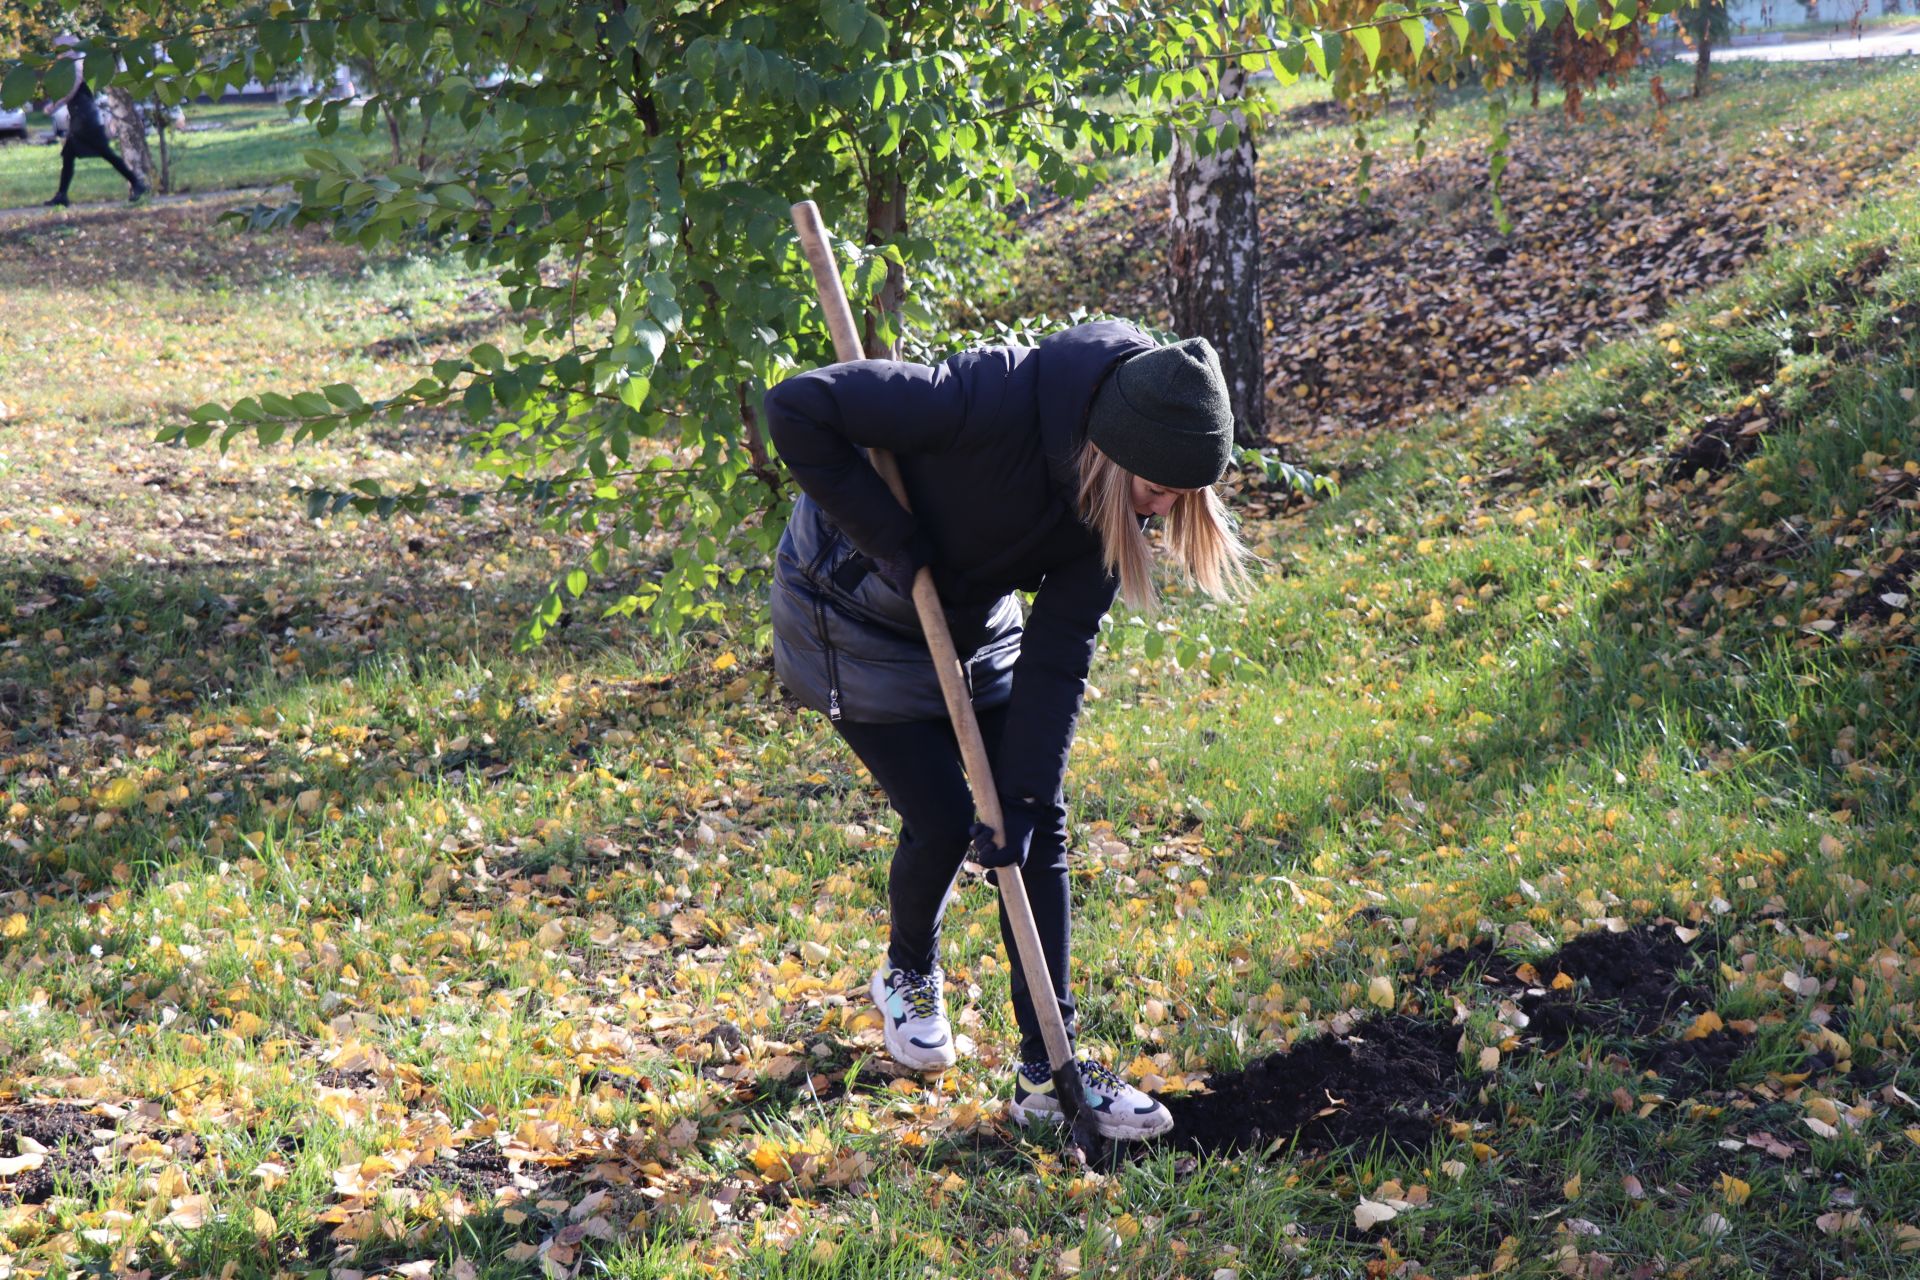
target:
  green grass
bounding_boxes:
[3,58,1920,1280]
[0,102,472,210]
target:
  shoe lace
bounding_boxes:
[896,969,941,1019]
[1078,1060,1126,1093]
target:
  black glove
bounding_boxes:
[870,528,935,597]
[968,805,1037,870]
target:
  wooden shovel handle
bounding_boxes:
[788,199,1074,1072]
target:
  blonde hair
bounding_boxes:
[1075,439,1253,612]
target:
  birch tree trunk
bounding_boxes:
[99,86,153,184]
[1167,22,1265,446]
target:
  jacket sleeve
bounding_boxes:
[763,357,972,561]
[992,547,1120,815]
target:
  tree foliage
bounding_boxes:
[1,0,1692,644]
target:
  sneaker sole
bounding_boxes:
[868,970,957,1073]
[1009,1094,1174,1141]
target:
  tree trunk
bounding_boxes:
[1167,35,1265,446]
[98,86,152,184]
[382,101,404,165]
[1693,29,1711,97]
[862,163,908,360]
[151,106,172,193]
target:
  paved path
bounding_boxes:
[0,187,265,226]
[1675,26,1920,62]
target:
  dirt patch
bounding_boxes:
[1663,409,1773,482]
[400,1142,548,1199]
[1161,923,1720,1157]
[1418,938,1519,988]
[0,1104,107,1205]
[1164,1015,1461,1156]
[1840,547,1918,624]
[1521,922,1711,1044]
[314,1067,381,1090]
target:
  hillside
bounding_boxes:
[1,57,1919,1280]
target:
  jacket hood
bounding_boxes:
[1034,319,1162,488]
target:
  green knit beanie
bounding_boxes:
[1085,336,1235,489]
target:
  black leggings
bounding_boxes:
[56,134,140,198]
[834,704,1075,1066]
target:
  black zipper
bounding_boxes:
[812,595,843,721]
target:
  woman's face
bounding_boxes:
[1129,474,1194,519]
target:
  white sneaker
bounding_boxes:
[1008,1059,1173,1140]
[870,965,957,1072]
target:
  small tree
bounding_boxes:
[2,0,1703,643]
[1679,0,1730,97]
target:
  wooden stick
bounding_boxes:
[788,199,1078,1076]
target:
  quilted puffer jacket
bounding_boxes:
[764,319,1161,812]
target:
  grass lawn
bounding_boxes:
[3,58,1920,1280]
[0,103,467,212]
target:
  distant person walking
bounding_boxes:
[44,35,147,207]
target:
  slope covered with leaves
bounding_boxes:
[996,57,1920,446]
[2,62,1920,1280]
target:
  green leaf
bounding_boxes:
[1305,33,1330,77]
[1353,25,1382,68]
[1,64,38,110]
[463,381,493,422]
[40,57,75,104]
[1496,3,1525,37]
[567,569,589,598]
[630,320,666,371]
[821,0,867,46]
[1573,0,1601,32]
[1276,41,1307,80]
[1399,18,1427,59]
[619,375,651,411]
[1323,31,1346,75]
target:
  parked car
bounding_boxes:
[0,107,27,140]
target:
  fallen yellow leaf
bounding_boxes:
[1684,1011,1725,1041]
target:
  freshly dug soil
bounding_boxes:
[0,1104,105,1205]
[1521,923,1711,1046]
[1161,923,1721,1158]
[1164,1015,1461,1156]
[399,1142,531,1197]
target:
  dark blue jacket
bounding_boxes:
[764,319,1159,813]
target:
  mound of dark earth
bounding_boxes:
[1161,923,1727,1157]
[0,1105,105,1205]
